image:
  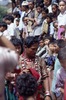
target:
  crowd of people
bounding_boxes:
[0,0,66,100]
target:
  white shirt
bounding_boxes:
[3,30,11,40]
[7,23,15,36]
[57,11,66,27]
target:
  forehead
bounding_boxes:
[59,1,66,5]
[29,43,38,48]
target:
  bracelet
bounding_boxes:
[44,95,52,100]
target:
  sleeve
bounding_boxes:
[0,47,18,72]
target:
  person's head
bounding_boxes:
[36,3,43,14]
[24,36,39,58]
[48,40,57,53]
[28,0,34,10]
[16,73,37,99]
[22,16,28,26]
[0,21,7,32]
[10,37,23,55]
[44,36,50,45]
[44,0,51,7]
[15,18,20,26]
[53,21,58,31]
[54,39,66,53]
[46,13,52,23]
[52,3,58,14]
[5,15,14,24]
[21,1,29,11]
[42,7,49,18]
[59,0,66,13]
[58,47,66,70]
[39,36,44,47]
[13,11,21,18]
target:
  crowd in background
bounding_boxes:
[0,0,66,100]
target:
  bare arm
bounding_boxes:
[0,36,16,51]
[39,58,51,100]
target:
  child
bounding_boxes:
[41,13,52,36]
[16,73,38,100]
[10,37,23,55]
[53,21,58,39]
[52,3,59,17]
[55,47,66,100]
[58,0,66,28]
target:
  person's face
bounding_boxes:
[44,0,51,6]
[5,20,11,25]
[15,45,21,55]
[28,2,34,10]
[46,17,51,23]
[59,1,66,12]
[39,40,44,47]
[44,39,50,45]
[49,44,55,52]
[42,11,47,18]
[54,22,58,31]
[25,43,38,58]
[36,7,42,13]
[21,6,26,11]
[52,5,58,13]
[23,18,28,25]
[60,60,66,70]
[16,21,19,26]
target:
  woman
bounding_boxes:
[19,36,52,100]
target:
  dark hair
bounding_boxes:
[13,11,21,18]
[52,2,58,8]
[0,21,7,29]
[36,3,44,8]
[5,15,14,23]
[58,46,66,60]
[47,13,53,19]
[56,39,66,48]
[24,36,39,48]
[42,7,49,14]
[10,37,23,54]
[16,73,37,97]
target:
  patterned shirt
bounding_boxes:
[19,53,48,81]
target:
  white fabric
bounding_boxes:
[57,11,66,27]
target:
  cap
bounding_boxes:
[22,1,28,6]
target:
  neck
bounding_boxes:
[61,10,65,14]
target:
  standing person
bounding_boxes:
[57,0,66,28]
[0,33,18,100]
[19,36,52,100]
[55,47,66,100]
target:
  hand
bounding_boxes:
[44,96,51,100]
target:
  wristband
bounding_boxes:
[45,91,50,95]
